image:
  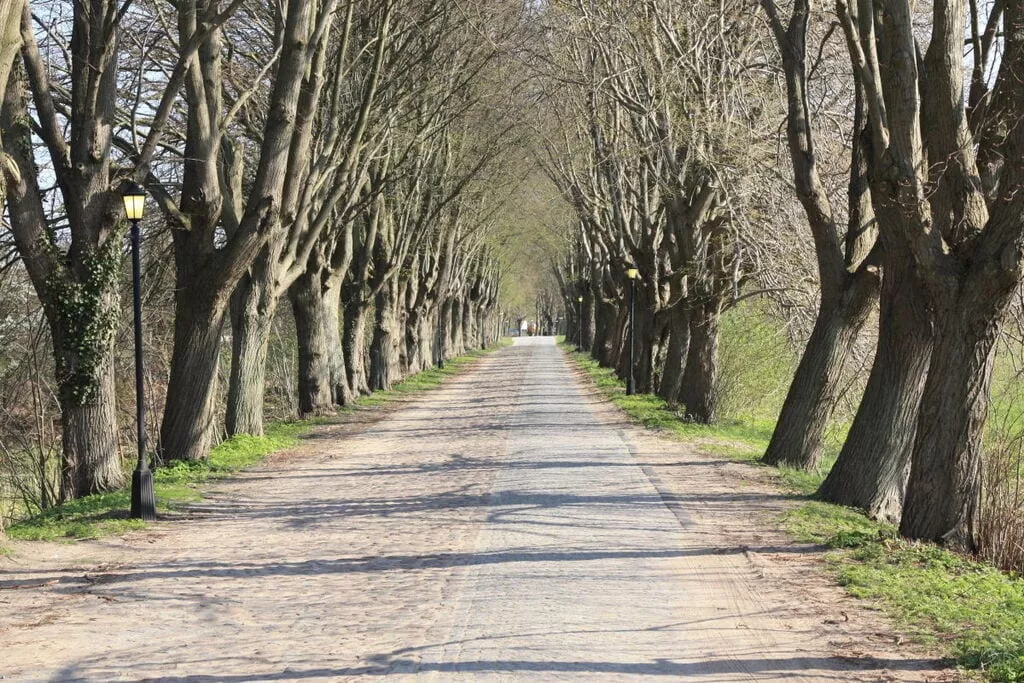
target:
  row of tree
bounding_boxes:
[547,0,1024,552]
[0,0,520,507]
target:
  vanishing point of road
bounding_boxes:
[0,338,951,681]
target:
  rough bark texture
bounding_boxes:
[762,276,875,469]
[289,272,339,417]
[369,283,400,392]
[657,304,690,405]
[160,295,225,462]
[818,252,932,521]
[226,270,274,436]
[343,300,370,397]
[899,299,998,549]
[678,300,722,424]
[58,354,123,501]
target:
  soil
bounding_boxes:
[0,338,957,681]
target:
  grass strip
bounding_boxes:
[5,341,509,544]
[563,342,1024,681]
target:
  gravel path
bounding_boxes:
[1,338,952,681]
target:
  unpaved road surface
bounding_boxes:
[1,338,952,681]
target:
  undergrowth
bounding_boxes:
[5,342,507,544]
[563,338,1024,681]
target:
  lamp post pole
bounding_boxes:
[577,296,584,351]
[124,183,155,520]
[626,267,639,396]
[437,305,445,369]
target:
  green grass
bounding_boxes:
[5,341,509,543]
[565,347,775,445]
[5,420,312,542]
[562,339,1024,681]
[790,499,1024,679]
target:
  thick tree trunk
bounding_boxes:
[369,283,400,391]
[451,299,465,356]
[343,300,370,396]
[679,299,722,424]
[596,295,625,368]
[651,311,671,394]
[405,308,426,373]
[763,274,877,469]
[463,298,477,351]
[438,300,453,364]
[58,353,123,501]
[476,307,489,349]
[160,296,225,462]
[658,304,690,405]
[289,272,340,417]
[326,284,350,406]
[818,253,932,521]
[226,274,274,437]
[580,293,595,351]
[900,289,1006,550]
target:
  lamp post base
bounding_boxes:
[626,378,635,396]
[130,465,157,520]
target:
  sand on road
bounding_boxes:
[0,338,953,681]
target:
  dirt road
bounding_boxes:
[0,338,951,681]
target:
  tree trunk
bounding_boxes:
[580,292,595,351]
[289,272,339,417]
[679,298,722,424]
[439,299,453,364]
[900,287,1006,550]
[369,283,400,391]
[343,300,370,396]
[762,274,877,469]
[405,308,425,373]
[818,253,932,521]
[596,294,625,368]
[451,299,465,356]
[160,295,225,462]
[658,304,690,405]
[226,273,274,437]
[463,298,477,351]
[324,282,351,407]
[58,353,123,501]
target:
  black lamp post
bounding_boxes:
[437,306,445,369]
[626,266,639,396]
[123,182,156,520]
[577,296,584,351]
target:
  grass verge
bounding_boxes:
[563,342,1024,681]
[4,341,509,544]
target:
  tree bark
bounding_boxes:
[818,250,932,521]
[657,304,690,405]
[160,294,225,462]
[678,298,722,424]
[369,282,400,391]
[289,271,341,416]
[226,271,274,437]
[343,299,370,396]
[762,274,876,468]
[405,307,427,374]
[59,353,123,501]
[900,284,1007,549]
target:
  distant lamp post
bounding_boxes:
[626,267,640,396]
[123,182,156,520]
[437,308,445,369]
[577,296,584,351]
